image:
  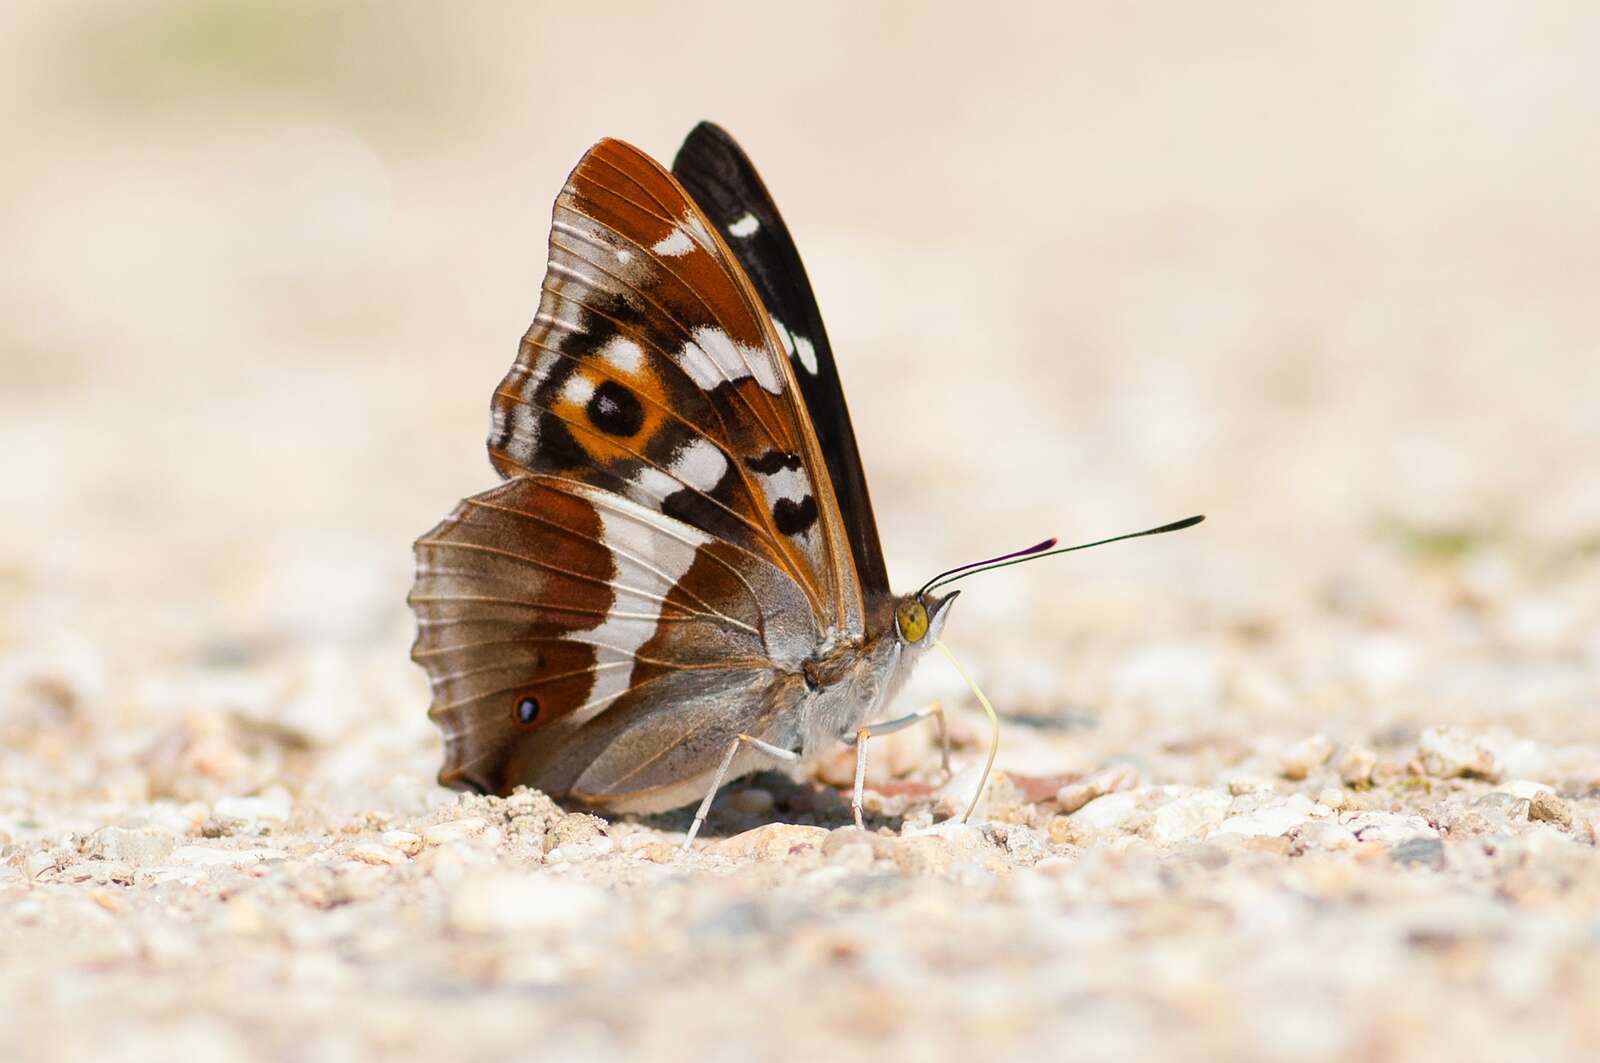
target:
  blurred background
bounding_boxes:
[5,4,1600,1060]
[3,0,1599,763]
[7,2,1598,757]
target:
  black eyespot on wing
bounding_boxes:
[587,380,644,437]
[772,495,819,536]
[516,696,540,725]
[746,450,803,475]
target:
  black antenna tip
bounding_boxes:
[1152,514,1205,534]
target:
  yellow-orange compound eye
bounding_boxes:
[895,600,929,643]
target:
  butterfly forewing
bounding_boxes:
[488,138,863,639]
[672,122,891,605]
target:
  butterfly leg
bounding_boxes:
[683,733,801,850]
[841,702,949,831]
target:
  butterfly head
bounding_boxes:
[893,590,958,646]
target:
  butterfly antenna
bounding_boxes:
[922,515,1204,596]
[916,538,1057,599]
[932,639,999,824]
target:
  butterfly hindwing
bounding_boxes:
[410,474,818,799]
[671,122,892,605]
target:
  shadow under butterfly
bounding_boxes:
[408,122,1203,846]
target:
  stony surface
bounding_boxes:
[6,6,1600,1062]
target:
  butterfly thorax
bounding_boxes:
[793,632,901,756]
[790,590,956,760]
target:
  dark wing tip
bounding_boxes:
[674,121,744,173]
[684,119,735,143]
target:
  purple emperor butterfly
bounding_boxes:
[409,123,1201,844]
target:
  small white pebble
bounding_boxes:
[619,833,666,853]
[1216,795,1325,838]
[1338,747,1377,786]
[902,819,986,848]
[381,830,422,855]
[346,843,407,866]
[1316,787,1349,811]
[25,851,56,879]
[710,823,829,860]
[1056,764,1139,814]
[1295,820,1359,851]
[85,826,176,866]
[168,846,287,867]
[422,818,489,845]
[1054,783,1096,815]
[1226,775,1275,797]
[1417,726,1500,781]
[1072,791,1144,830]
[1340,811,1438,844]
[1498,780,1555,800]
[213,791,291,823]
[1279,734,1334,780]
[1151,789,1233,844]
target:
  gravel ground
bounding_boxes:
[5,6,1600,1062]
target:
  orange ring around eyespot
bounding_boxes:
[551,358,666,465]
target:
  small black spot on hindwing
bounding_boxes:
[772,495,819,535]
[587,380,644,437]
[516,696,540,724]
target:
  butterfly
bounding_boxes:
[408,122,1201,845]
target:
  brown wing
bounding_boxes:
[410,474,820,798]
[487,138,865,640]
